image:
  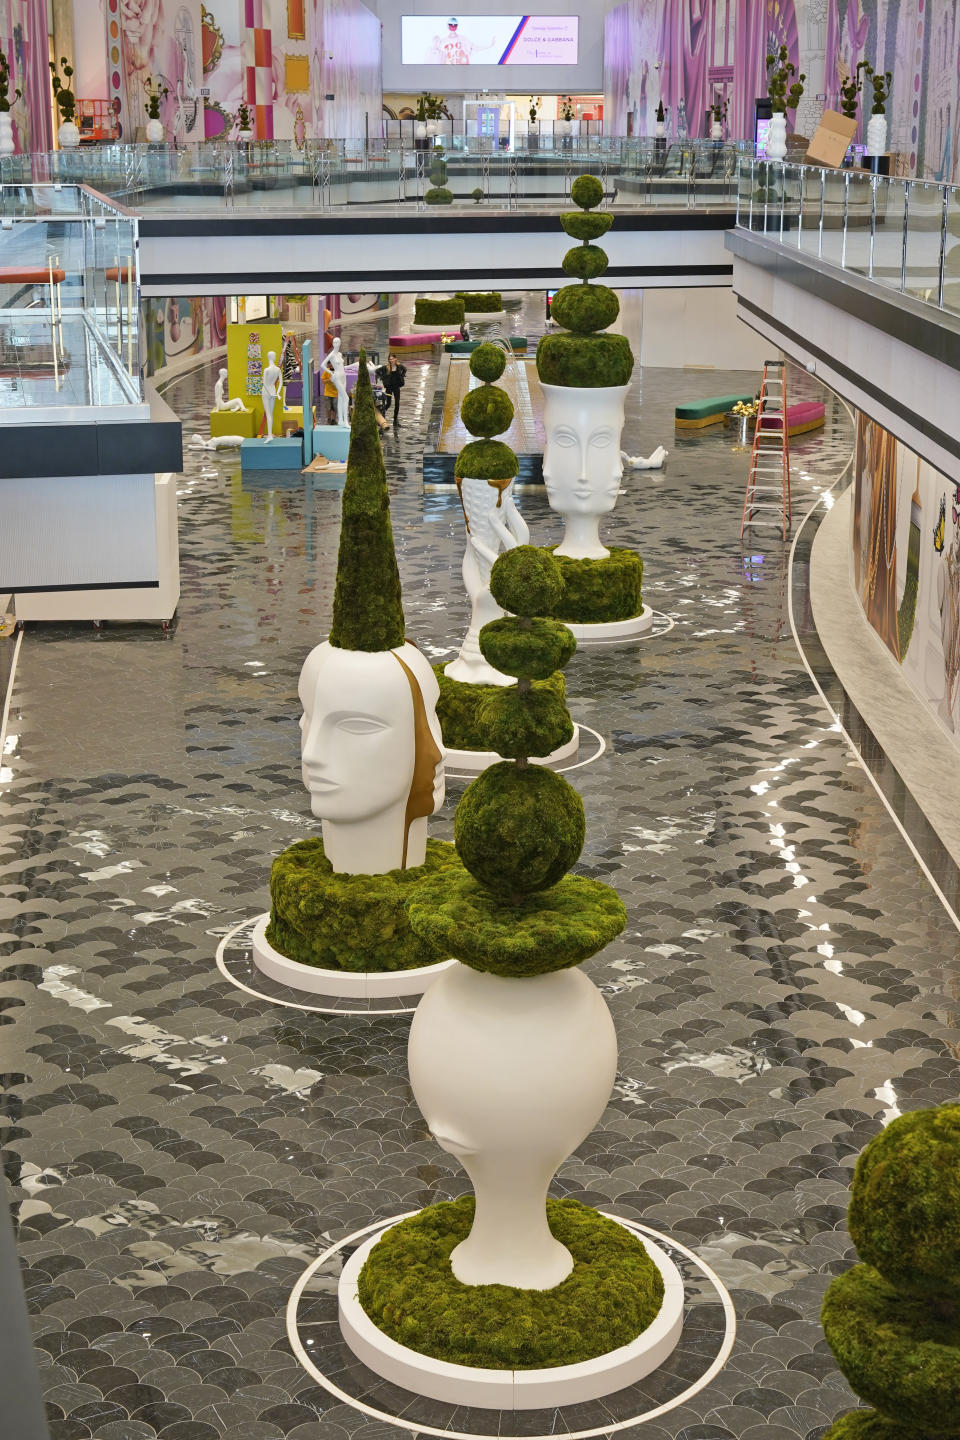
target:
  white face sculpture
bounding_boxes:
[298,640,444,826]
[541,385,628,516]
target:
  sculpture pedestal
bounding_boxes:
[251,914,455,999]
[445,727,580,773]
[565,606,655,642]
[312,424,351,463]
[210,408,257,438]
[338,1216,684,1407]
[241,437,303,470]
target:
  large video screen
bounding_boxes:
[401,15,579,66]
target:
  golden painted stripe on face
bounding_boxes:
[392,650,443,869]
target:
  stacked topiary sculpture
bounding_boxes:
[436,342,576,766]
[426,145,453,204]
[253,353,461,993]
[821,1104,960,1440]
[345,547,674,1390]
[536,174,650,635]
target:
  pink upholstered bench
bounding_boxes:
[760,401,826,437]
[390,332,443,351]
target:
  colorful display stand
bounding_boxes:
[241,437,304,470]
[312,425,351,463]
[210,409,258,438]
[226,321,283,427]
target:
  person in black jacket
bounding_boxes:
[376,355,406,426]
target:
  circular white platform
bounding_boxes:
[463,311,507,325]
[444,723,581,775]
[411,322,458,334]
[250,913,456,999]
[337,1216,684,1409]
[564,606,655,642]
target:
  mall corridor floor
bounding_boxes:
[3,309,960,1440]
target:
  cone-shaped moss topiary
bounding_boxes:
[537,174,633,389]
[821,1105,960,1439]
[329,350,405,652]
[410,545,627,975]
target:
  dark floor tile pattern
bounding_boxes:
[2,296,960,1439]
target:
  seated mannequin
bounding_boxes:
[189,432,245,449]
[621,445,667,470]
[214,368,249,413]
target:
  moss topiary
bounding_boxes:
[549,283,620,335]
[429,159,447,185]
[823,1416,916,1440]
[468,342,507,382]
[461,384,514,437]
[821,1104,960,1439]
[409,870,627,976]
[821,1263,960,1436]
[434,666,566,751]
[560,210,614,242]
[537,331,634,388]
[329,351,405,652]
[847,1105,960,1299]
[479,616,576,679]
[456,291,503,312]
[488,544,564,617]
[266,836,461,972]
[550,548,644,624]
[358,1197,662,1369]
[570,173,604,210]
[479,684,573,760]
[455,439,517,481]
[414,296,464,324]
[454,761,584,895]
[425,186,454,205]
[562,243,609,280]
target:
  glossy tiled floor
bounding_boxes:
[3,298,960,1440]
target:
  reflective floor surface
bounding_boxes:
[2,296,960,1440]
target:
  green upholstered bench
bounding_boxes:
[675,393,754,429]
[444,337,528,354]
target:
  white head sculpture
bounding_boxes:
[299,638,444,874]
[540,382,630,559]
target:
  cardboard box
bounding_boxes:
[804,109,858,168]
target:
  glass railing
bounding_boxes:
[0,182,144,415]
[0,138,755,214]
[735,155,960,318]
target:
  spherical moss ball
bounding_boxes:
[571,174,604,210]
[455,439,517,481]
[455,762,585,895]
[479,684,573,760]
[461,383,514,437]
[537,331,634,388]
[425,187,454,205]
[561,210,614,242]
[469,343,507,383]
[848,1104,960,1298]
[489,545,564,618]
[550,283,619,336]
[562,244,609,281]
[479,616,576,679]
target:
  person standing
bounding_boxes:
[377,355,406,427]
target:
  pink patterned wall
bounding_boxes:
[604,0,960,181]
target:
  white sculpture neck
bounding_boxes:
[451,1179,572,1290]
[322,809,427,875]
[554,512,609,560]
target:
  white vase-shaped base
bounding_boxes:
[250,913,456,999]
[145,118,164,143]
[710,121,722,140]
[766,113,787,161]
[58,121,80,149]
[0,112,14,156]
[539,382,630,558]
[237,128,253,142]
[655,121,666,138]
[408,963,617,1289]
[866,113,887,157]
[338,1216,685,1407]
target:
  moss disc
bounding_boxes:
[560,210,614,242]
[537,331,634,389]
[434,666,566,752]
[358,1197,663,1370]
[479,616,577,680]
[266,836,461,973]
[550,283,620,335]
[550,548,643,624]
[408,869,626,976]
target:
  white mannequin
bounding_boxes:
[262,351,282,440]
[214,368,249,413]
[298,640,445,873]
[320,337,349,427]
[189,432,245,449]
[408,963,618,1289]
[445,478,529,686]
[541,383,630,559]
[621,445,667,470]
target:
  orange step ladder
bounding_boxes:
[740,359,792,541]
